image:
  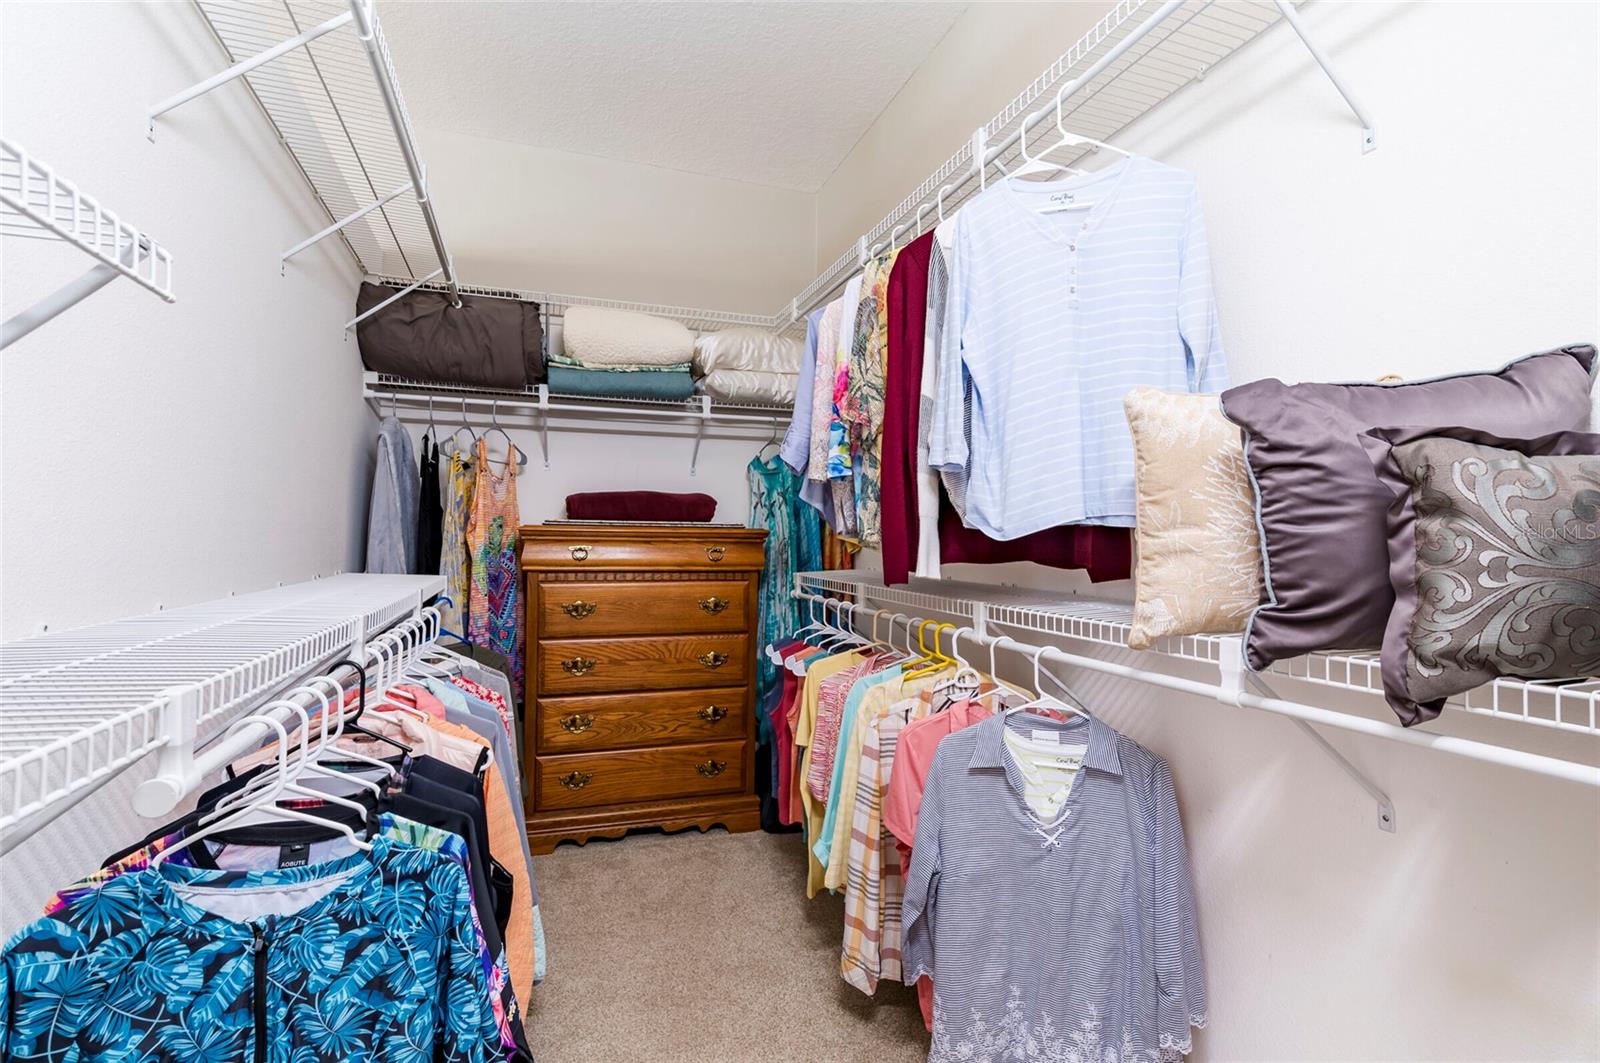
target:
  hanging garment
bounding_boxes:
[901,711,1207,1063]
[440,447,476,633]
[929,158,1230,540]
[468,437,523,695]
[418,429,443,575]
[366,413,419,573]
[2,835,504,1063]
[748,454,804,723]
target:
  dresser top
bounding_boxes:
[521,523,767,543]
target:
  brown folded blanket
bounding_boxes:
[565,491,718,522]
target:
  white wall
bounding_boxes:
[813,2,1111,269]
[414,128,816,315]
[0,0,375,929]
[0,1,374,641]
[823,2,1600,1059]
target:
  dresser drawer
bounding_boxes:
[537,687,747,752]
[538,580,748,638]
[536,740,746,809]
[522,535,765,571]
[539,634,748,694]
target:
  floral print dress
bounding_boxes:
[440,447,476,634]
[467,438,523,695]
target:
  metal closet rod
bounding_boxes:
[791,590,1600,788]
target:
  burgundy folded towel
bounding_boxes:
[565,491,718,523]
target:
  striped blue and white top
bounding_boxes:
[902,711,1206,1063]
[929,157,1230,539]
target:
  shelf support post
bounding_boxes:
[1272,0,1377,153]
[535,384,551,468]
[1217,637,1395,832]
[282,180,414,267]
[147,10,355,137]
[689,394,712,476]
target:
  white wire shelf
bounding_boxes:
[796,571,1600,741]
[364,371,792,420]
[1,138,176,350]
[0,573,442,851]
[158,0,456,297]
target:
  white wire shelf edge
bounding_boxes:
[0,138,176,301]
[794,571,1600,741]
[0,574,442,843]
[363,372,793,422]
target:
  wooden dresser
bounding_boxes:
[519,523,767,853]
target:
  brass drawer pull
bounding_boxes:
[705,546,726,562]
[560,713,596,734]
[561,656,597,676]
[561,600,598,619]
[559,771,592,790]
[697,651,728,669]
[698,596,729,615]
[696,759,727,778]
[698,705,728,724]
[569,544,591,561]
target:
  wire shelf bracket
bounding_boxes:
[793,573,1600,822]
[1,139,176,351]
[151,0,461,304]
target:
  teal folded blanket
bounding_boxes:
[547,364,697,401]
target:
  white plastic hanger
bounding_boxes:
[484,399,528,471]
[1009,104,1090,181]
[153,713,371,868]
[1005,644,1091,721]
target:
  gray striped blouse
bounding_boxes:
[902,711,1206,1062]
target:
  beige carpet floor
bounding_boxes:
[526,828,930,1062]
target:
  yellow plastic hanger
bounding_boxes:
[905,622,958,680]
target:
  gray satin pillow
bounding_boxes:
[1362,427,1600,725]
[1220,344,1596,670]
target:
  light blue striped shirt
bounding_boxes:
[902,711,1206,1062]
[929,157,1230,539]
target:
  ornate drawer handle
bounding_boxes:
[569,544,591,561]
[698,705,728,724]
[561,656,597,676]
[705,546,726,562]
[560,713,596,734]
[698,596,729,615]
[561,600,598,619]
[559,771,592,790]
[696,760,727,778]
[697,651,729,669]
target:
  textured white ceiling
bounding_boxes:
[380,1,967,192]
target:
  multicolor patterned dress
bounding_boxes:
[468,437,523,695]
[440,447,476,634]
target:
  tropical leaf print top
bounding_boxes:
[0,834,502,1063]
[467,438,523,694]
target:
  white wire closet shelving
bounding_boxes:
[162,0,1371,337]
[151,0,458,309]
[363,371,791,475]
[0,573,442,853]
[1,138,176,351]
[794,571,1600,805]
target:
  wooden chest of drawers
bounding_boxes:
[520,523,767,853]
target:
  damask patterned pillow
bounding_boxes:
[1123,388,1262,651]
[1362,426,1600,726]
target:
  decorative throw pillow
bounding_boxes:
[1220,344,1596,670]
[1361,426,1600,726]
[1123,388,1262,650]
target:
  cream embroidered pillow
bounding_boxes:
[1124,388,1263,650]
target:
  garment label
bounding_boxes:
[1031,729,1060,745]
[279,842,311,869]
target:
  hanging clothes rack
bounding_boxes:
[0,139,175,350]
[793,572,1600,822]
